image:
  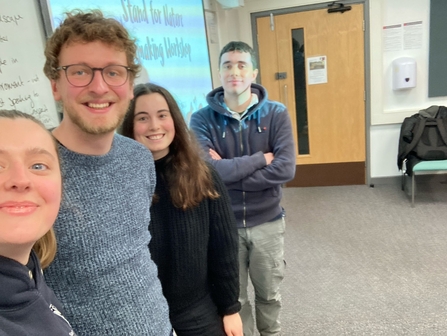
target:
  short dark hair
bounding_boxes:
[219,41,257,69]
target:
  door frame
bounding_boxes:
[250,0,372,186]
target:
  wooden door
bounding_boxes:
[257,4,366,186]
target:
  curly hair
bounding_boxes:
[43,9,141,81]
[0,110,59,269]
[120,83,219,210]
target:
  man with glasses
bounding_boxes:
[55,64,132,87]
[42,10,172,336]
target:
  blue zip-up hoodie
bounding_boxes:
[190,83,296,228]
[0,251,76,336]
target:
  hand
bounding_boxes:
[209,148,222,160]
[223,313,243,336]
[264,152,274,165]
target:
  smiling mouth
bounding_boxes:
[87,102,111,109]
[147,134,164,140]
[1,205,37,215]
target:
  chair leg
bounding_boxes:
[401,171,404,191]
[411,173,415,207]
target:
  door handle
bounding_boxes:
[283,84,288,108]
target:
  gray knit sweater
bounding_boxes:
[45,134,171,335]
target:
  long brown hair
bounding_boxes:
[0,110,58,269]
[121,83,219,209]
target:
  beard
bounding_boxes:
[62,102,128,135]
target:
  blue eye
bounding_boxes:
[68,65,91,77]
[31,163,48,171]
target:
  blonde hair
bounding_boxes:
[33,229,57,269]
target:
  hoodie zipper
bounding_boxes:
[239,121,247,228]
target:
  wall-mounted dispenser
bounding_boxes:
[392,57,417,90]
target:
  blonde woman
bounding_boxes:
[0,110,75,335]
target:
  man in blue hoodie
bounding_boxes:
[190,41,296,336]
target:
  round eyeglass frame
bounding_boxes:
[54,64,132,87]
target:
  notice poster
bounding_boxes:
[403,21,423,50]
[383,24,402,52]
[307,56,327,85]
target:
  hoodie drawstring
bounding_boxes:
[249,110,262,133]
[257,111,262,133]
[221,110,262,138]
[222,116,227,138]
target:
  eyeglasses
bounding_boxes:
[55,64,132,87]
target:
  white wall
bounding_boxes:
[208,0,446,179]
[377,0,447,125]
[370,124,401,178]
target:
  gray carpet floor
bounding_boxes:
[249,175,447,335]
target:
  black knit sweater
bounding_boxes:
[149,154,241,317]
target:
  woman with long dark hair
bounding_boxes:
[121,83,242,336]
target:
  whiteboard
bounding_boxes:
[0,0,59,128]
